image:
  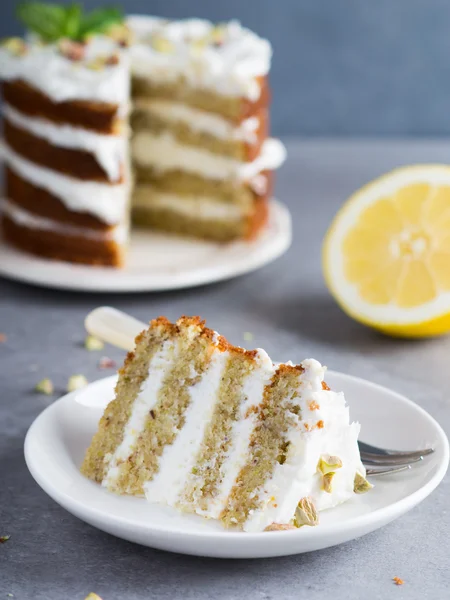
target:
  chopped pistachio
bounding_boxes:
[85,595,103,600]
[67,374,88,393]
[107,23,134,47]
[84,335,104,351]
[354,472,373,494]
[0,535,10,543]
[190,37,208,56]
[150,35,175,54]
[105,53,120,66]
[322,471,335,493]
[35,378,54,395]
[58,39,85,61]
[243,331,254,341]
[264,523,296,532]
[294,497,319,527]
[86,57,104,71]
[210,24,226,46]
[317,454,343,475]
[1,37,28,56]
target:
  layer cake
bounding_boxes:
[0,6,286,266]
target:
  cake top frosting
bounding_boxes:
[0,35,130,106]
[127,15,272,100]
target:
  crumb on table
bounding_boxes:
[393,577,404,586]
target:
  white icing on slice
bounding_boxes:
[103,338,179,490]
[199,348,275,519]
[144,348,230,506]
[242,359,364,532]
[3,103,127,183]
[0,142,129,225]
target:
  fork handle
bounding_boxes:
[84,307,147,352]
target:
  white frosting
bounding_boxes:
[242,359,364,532]
[103,338,179,491]
[198,348,275,519]
[133,187,246,221]
[127,16,271,100]
[1,198,127,242]
[132,133,286,181]
[134,98,260,143]
[0,36,130,106]
[0,142,129,225]
[3,103,127,183]
[144,348,230,506]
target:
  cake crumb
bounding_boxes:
[35,378,54,395]
[0,535,10,543]
[393,577,404,586]
[85,335,104,351]
[67,374,88,393]
[85,594,102,600]
[0,334,6,343]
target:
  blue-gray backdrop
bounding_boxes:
[3,0,450,137]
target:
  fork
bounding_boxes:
[359,441,434,477]
[84,306,436,479]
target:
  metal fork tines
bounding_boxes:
[359,441,435,476]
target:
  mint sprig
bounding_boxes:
[16,2,123,42]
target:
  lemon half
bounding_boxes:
[323,165,450,337]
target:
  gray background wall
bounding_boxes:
[3,0,450,137]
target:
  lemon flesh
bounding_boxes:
[323,165,450,337]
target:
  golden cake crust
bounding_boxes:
[2,80,122,134]
[2,215,123,267]
[4,119,124,183]
[4,168,113,230]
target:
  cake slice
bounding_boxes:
[81,316,367,532]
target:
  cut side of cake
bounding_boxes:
[81,316,367,532]
[0,35,130,267]
[128,17,286,242]
[0,8,286,265]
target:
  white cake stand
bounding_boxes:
[0,199,291,293]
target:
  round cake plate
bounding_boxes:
[24,371,448,559]
[0,199,291,293]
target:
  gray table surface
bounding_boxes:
[1,139,449,600]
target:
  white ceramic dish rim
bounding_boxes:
[24,370,449,543]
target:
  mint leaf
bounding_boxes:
[16,2,67,42]
[62,4,82,40]
[79,6,123,39]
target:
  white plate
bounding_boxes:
[24,371,449,558]
[0,199,291,293]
